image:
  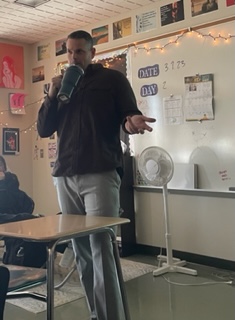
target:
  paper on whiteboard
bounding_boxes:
[184,74,214,121]
[163,95,183,125]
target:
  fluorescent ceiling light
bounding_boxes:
[14,0,50,8]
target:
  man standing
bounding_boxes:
[37,30,155,320]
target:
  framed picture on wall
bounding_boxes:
[2,128,20,155]
[9,93,26,114]
[37,43,50,61]
[92,25,109,45]
[32,66,45,83]
[55,38,67,56]
[55,61,69,76]
[113,17,131,40]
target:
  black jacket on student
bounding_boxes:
[0,171,34,215]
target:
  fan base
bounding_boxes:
[153,256,197,276]
[157,254,182,263]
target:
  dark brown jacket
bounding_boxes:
[37,63,141,177]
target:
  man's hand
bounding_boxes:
[125,115,156,134]
[48,75,63,99]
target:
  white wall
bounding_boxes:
[134,189,235,261]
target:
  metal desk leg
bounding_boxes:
[107,228,131,320]
[45,228,130,320]
[46,242,57,320]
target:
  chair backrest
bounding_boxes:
[0,266,10,320]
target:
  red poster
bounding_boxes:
[0,43,24,89]
[226,0,235,6]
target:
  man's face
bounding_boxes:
[66,38,96,71]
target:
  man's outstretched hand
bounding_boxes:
[125,115,156,134]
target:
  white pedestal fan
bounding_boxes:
[138,146,197,277]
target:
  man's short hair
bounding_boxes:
[67,30,93,48]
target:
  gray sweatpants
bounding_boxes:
[53,170,126,320]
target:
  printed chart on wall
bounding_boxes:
[129,21,235,191]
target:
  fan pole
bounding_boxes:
[163,184,173,266]
[153,184,197,277]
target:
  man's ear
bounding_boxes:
[91,47,96,59]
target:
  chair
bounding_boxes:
[0,266,10,320]
[6,265,47,302]
[1,241,72,304]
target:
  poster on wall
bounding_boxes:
[37,44,50,61]
[136,10,157,33]
[55,60,69,76]
[55,38,67,56]
[9,93,27,114]
[2,128,20,155]
[48,142,57,159]
[32,66,45,83]
[191,0,218,16]
[226,0,235,6]
[0,43,24,89]
[160,0,185,26]
[113,17,131,40]
[34,145,39,160]
[92,25,109,45]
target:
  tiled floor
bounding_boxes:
[4,254,235,320]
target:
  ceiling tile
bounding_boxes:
[0,0,159,44]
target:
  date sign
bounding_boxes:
[138,64,159,78]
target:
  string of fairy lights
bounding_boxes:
[0,98,43,133]
[132,27,234,53]
[0,26,234,133]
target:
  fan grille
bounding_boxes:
[138,147,174,186]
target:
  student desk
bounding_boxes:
[0,214,130,320]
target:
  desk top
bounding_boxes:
[0,215,130,242]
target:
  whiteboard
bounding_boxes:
[130,21,235,191]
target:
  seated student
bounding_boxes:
[0,156,46,267]
[0,155,34,215]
